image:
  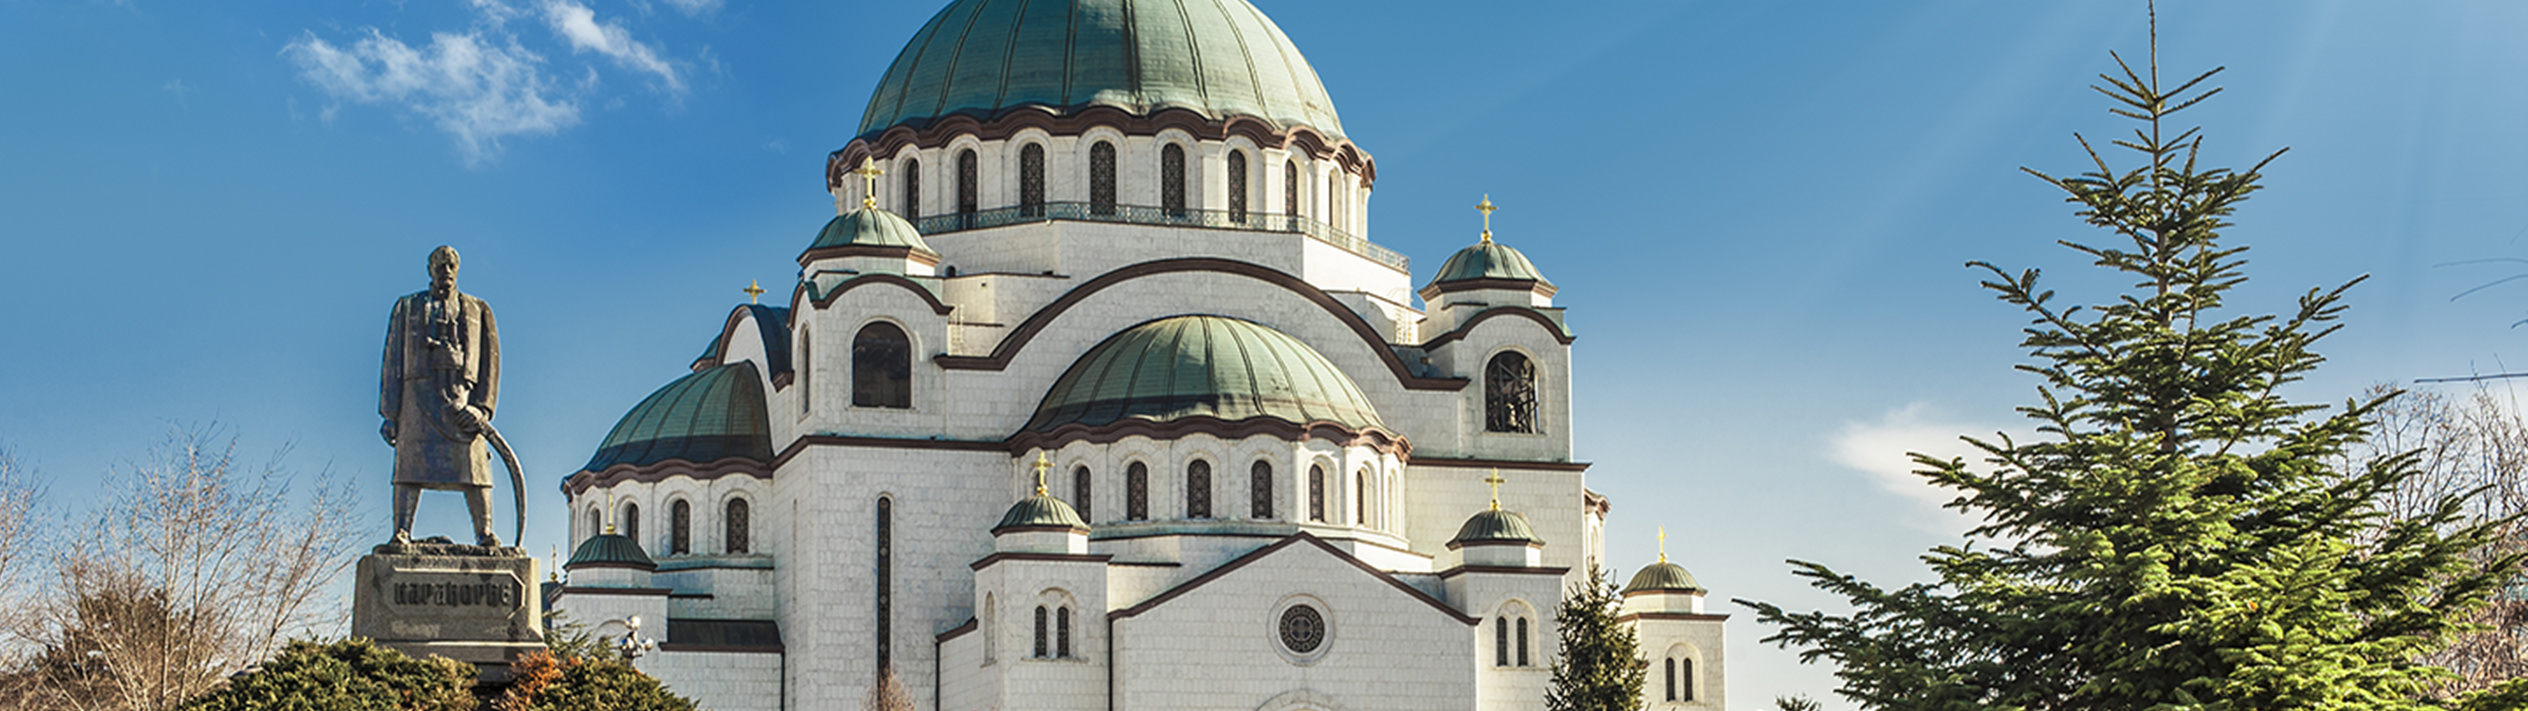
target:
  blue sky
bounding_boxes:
[7,0,2528,706]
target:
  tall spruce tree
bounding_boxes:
[1548,565,1645,711]
[1738,15,2521,711]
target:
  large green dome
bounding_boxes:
[1025,315,1381,433]
[858,0,1346,140]
[583,362,773,473]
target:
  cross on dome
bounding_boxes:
[1031,452,1052,496]
[1475,194,1498,244]
[743,280,766,304]
[1484,468,1507,510]
[1658,526,1668,563]
[854,157,886,209]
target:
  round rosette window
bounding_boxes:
[1271,596,1333,664]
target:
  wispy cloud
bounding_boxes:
[540,0,682,93]
[657,0,721,17]
[1827,403,2012,517]
[282,29,579,165]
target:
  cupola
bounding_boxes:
[1447,469,1544,567]
[1421,196,1556,332]
[802,158,940,277]
[564,525,657,589]
[1620,528,1707,614]
[994,453,1090,554]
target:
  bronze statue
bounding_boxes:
[381,245,523,547]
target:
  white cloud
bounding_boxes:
[540,0,682,92]
[657,0,721,16]
[1827,403,2010,511]
[282,29,580,165]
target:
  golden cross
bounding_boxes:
[1483,468,1507,511]
[1475,194,1498,244]
[743,280,766,304]
[604,489,617,534]
[854,157,886,209]
[1658,526,1668,563]
[1032,451,1053,496]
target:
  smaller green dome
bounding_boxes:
[1027,315,1383,433]
[1427,240,1551,289]
[1448,508,1541,547]
[809,206,934,255]
[1622,560,1703,594]
[994,493,1089,533]
[566,533,656,571]
[583,362,772,473]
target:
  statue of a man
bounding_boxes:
[381,245,503,546]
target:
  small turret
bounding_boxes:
[1447,469,1544,567]
[993,452,1089,554]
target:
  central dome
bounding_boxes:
[1025,315,1381,433]
[859,0,1346,140]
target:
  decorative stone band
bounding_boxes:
[1418,307,1577,351]
[796,244,943,268]
[906,202,1405,273]
[1418,277,1560,301]
[1434,565,1573,580]
[1007,416,1409,458]
[1616,612,1731,623]
[562,456,772,496]
[931,258,1473,392]
[833,107,1375,191]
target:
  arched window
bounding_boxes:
[1227,150,1248,223]
[725,498,751,554]
[1072,466,1093,522]
[1032,605,1049,658]
[1250,461,1273,519]
[901,158,921,221]
[1161,143,1187,218]
[1495,616,1509,666]
[1019,143,1046,217]
[1284,159,1298,219]
[1307,465,1325,522]
[852,322,912,409]
[1186,460,1211,519]
[956,148,979,229]
[1355,470,1367,525]
[1089,141,1117,216]
[1486,351,1539,433]
[1125,462,1148,521]
[1056,606,1072,658]
[669,499,691,555]
[622,503,641,546]
[1517,617,1531,667]
[798,328,812,414]
[876,497,893,674]
[982,593,997,662]
[1664,658,1676,701]
[587,507,602,538]
[1680,658,1695,701]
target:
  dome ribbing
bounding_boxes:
[583,362,773,473]
[858,0,1346,140]
[1622,560,1704,594]
[1025,315,1381,433]
[1448,508,1541,548]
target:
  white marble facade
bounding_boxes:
[550,0,1726,709]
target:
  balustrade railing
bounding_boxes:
[911,202,1407,271]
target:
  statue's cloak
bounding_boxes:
[381,291,499,488]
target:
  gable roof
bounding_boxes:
[1109,532,1476,624]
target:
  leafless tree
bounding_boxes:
[2353,385,2528,696]
[0,426,359,711]
[866,666,917,711]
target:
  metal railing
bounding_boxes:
[911,202,1408,271]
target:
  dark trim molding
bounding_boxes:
[1407,457,1592,472]
[1617,612,1731,623]
[1010,416,1409,457]
[1435,565,1573,580]
[1419,307,1576,351]
[557,586,673,596]
[769,435,1007,470]
[798,273,956,316]
[1417,278,1558,301]
[564,457,773,496]
[561,563,658,573]
[969,551,1113,571]
[835,107,1376,190]
[799,244,942,268]
[931,258,1469,392]
[1443,539,1546,552]
[936,617,978,643]
[986,524,1091,537]
[1622,588,1709,599]
[657,643,786,654]
[1109,533,1477,625]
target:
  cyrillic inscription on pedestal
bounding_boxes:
[352,544,546,679]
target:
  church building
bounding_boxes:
[550,0,1727,709]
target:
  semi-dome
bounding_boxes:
[995,493,1089,533]
[1623,560,1704,594]
[583,361,773,473]
[808,205,933,255]
[566,532,656,571]
[1024,315,1381,433]
[858,0,1346,140]
[1447,508,1541,549]
[1426,240,1552,290]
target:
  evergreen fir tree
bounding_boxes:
[1548,565,1645,711]
[1738,13,2521,711]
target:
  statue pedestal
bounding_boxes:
[351,543,546,682]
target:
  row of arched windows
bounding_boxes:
[1059,459,1391,527]
[589,497,752,556]
[1495,614,1533,667]
[1031,604,1074,659]
[1663,656,1696,702]
[883,142,1339,227]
